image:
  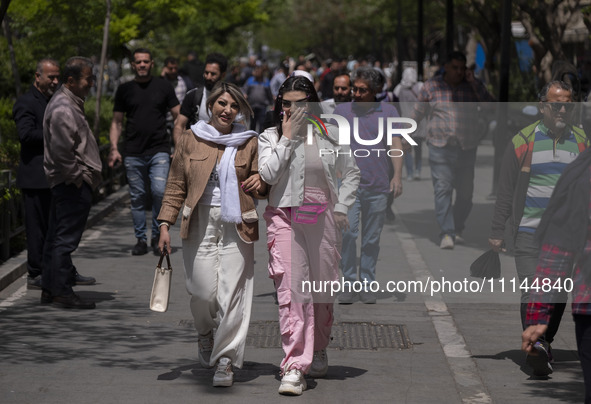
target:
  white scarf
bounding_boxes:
[191,120,257,223]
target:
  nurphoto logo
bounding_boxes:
[305,113,419,158]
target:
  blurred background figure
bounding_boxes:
[394,67,425,181]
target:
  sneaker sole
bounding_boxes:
[278,383,305,395]
[213,378,233,387]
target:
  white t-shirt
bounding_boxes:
[304,137,329,189]
[199,88,210,123]
[199,163,221,206]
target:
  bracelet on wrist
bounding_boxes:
[158,222,170,230]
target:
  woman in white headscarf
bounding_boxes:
[157,82,267,388]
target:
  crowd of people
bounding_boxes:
[11,47,591,400]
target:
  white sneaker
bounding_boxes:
[440,235,454,250]
[309,349,328,378]
[198,332,214,369]
[455,233,465,245]
[213,357,234,387]
[278,367,307,395]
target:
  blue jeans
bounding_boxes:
[428,144,477,238]
[124,152,170,242]
[404,139,423,177]
[341,189,388,284]
[42,182,92,296]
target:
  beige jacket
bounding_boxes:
[157,128,264,243]
[43,86,102,189]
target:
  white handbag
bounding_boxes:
[149,250,173,312]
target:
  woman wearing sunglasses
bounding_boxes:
[258,75,359,395]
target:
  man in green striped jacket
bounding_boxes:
[489,80,589,376]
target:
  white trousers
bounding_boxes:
[182,204,254,368]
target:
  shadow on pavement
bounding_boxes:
[0,298,194,371]
[390,202,496,250]
[472,349,584,402]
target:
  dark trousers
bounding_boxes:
[250,106,267,133]
[22,188,51,278]
[42,183,92,296]
[574,314,591,404]
[516,232,567,343]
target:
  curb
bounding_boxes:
[0,186,130,292]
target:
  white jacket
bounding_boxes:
[258,125,359,214]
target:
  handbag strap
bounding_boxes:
[157,249,172,270]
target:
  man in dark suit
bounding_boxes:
[13,58,95,290]
[13,59,60,289]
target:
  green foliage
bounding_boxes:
[256,0,445,63]
[0,177,26,261]
[1,0,275,98]
[0,97,19,173]
[84,96,114,145]
[508,55,538,102]
[2,185,20,201]
[110,13,142,44]
[0,94,115,176]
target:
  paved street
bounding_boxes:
[0,141,584,403]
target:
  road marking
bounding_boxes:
[393,207,492,404]
[0,284,27,310]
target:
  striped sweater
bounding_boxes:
[514,121,588,233]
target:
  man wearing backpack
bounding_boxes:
[489,80,589,376]
[172,53,227,145]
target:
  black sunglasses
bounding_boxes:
[281,97,308,109]
[546,102,575,112]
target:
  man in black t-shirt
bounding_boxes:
[109,48,180,256]
[172,52,227,145]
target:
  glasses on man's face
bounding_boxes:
[546,102,575,113]
[352,86,369,95]
[281,97,308,109]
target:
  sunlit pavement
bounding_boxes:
[0,140,583,403]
